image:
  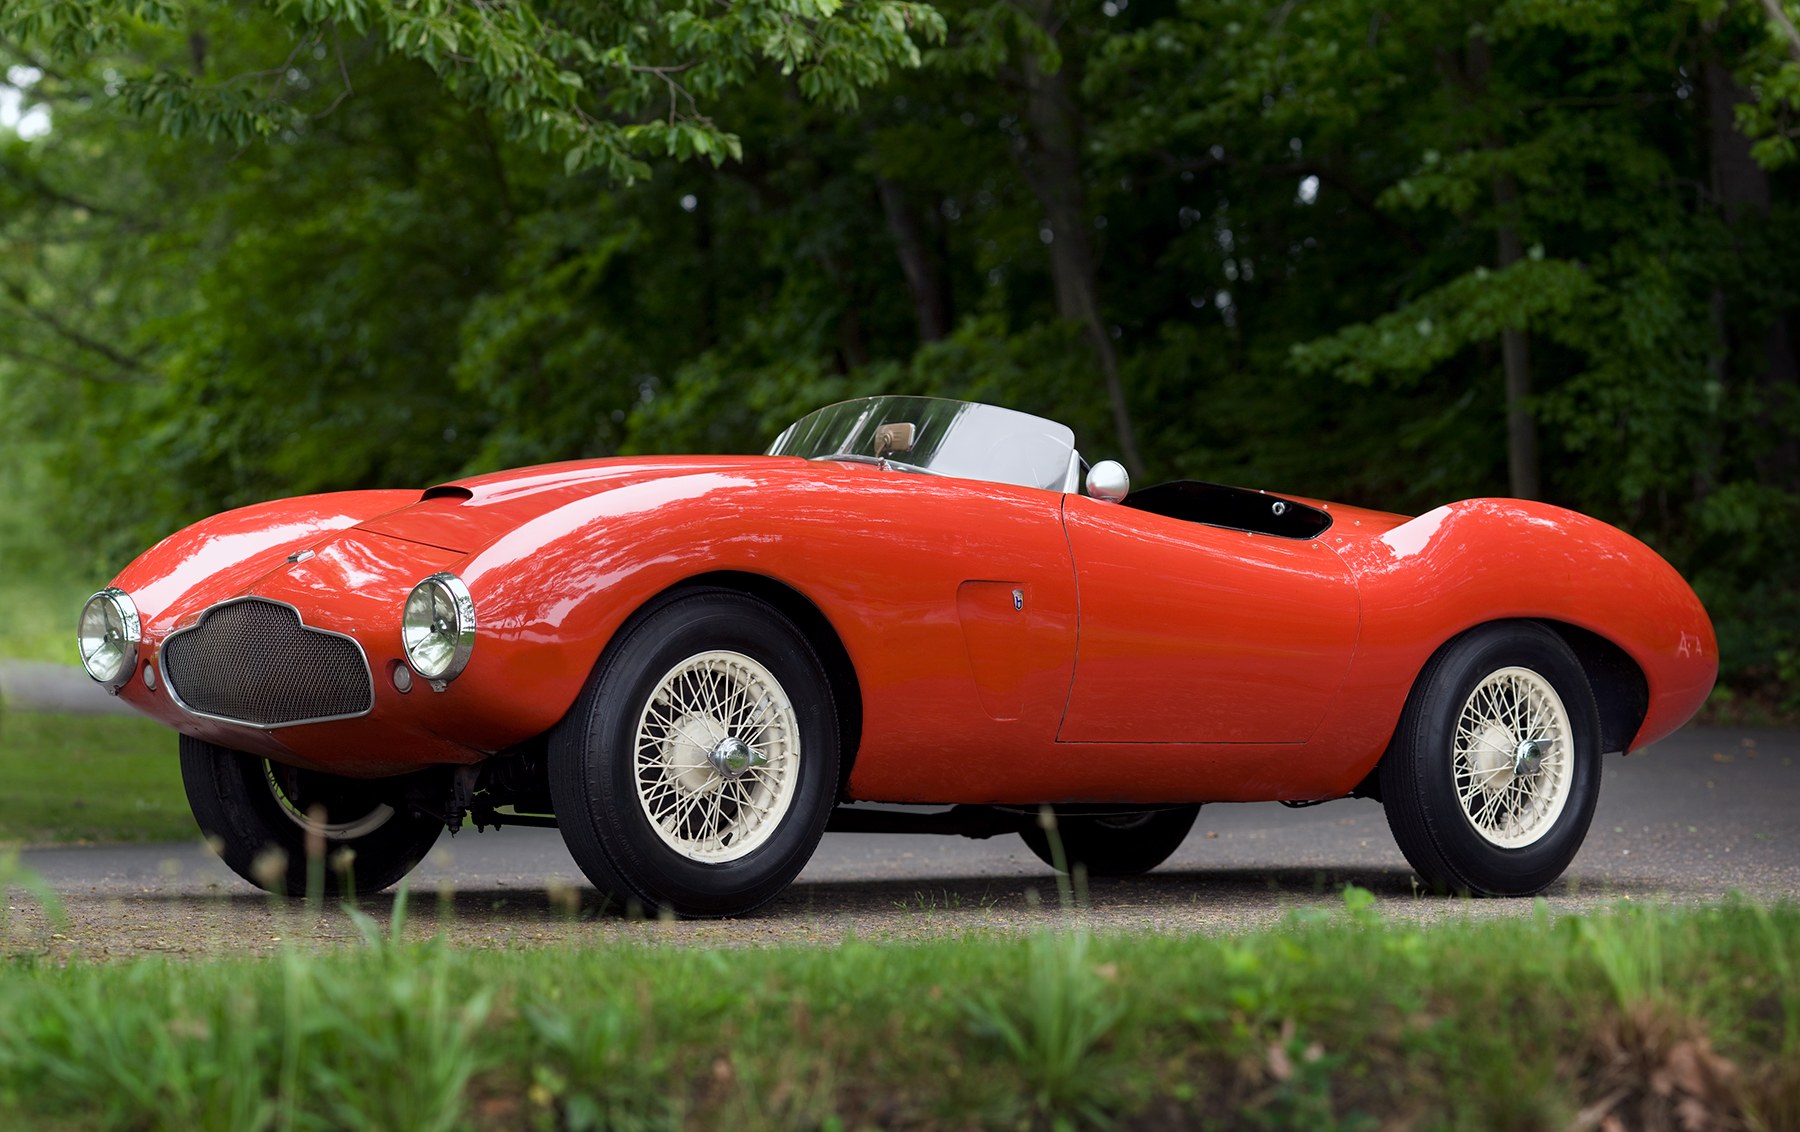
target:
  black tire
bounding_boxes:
[1019,805,1201,877]
[1379,621,1601,896]
[548,590,840,918]
[180,736,442,897]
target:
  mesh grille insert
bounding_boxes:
[162,600,373,727]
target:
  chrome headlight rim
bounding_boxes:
[401,572,476,683]
[78,587,141,689]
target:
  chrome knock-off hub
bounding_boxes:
[708,736,767,778]
[1513,738,1548,777]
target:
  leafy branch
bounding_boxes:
[1,1,946,183]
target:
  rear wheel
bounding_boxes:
[1019,805,1200,876]
[549,590,840,918]
[180,736,442,896]
[1379,622,1601,896]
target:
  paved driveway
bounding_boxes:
[8,724,1795,958]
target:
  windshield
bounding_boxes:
[767,397,1078,492]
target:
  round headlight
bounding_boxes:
[78,588,141,688]
[401,573,476,683]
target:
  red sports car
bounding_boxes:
[78,396,1717,915]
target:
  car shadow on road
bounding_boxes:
[770,865,1679,920]
[54,864,1684,942]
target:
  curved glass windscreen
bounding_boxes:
[768,397,1077,491]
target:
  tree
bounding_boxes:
[4,0,1797,701]
[1,1,945,180]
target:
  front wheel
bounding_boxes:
[180,736,442,897]
[1379,622,1601,896]
[548,590,840,918]
[1019,805,1200,877]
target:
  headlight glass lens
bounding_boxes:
[77,588,140,686]
[401,573,476,682]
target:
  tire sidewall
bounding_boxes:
[1407,625,1601,893]
[560,593,839,916]
[181,736,440,895]
[1021,805,1200,877]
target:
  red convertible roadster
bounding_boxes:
[79,396,1716,915]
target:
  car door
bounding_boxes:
[1057,493,1360,744]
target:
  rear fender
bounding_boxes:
[1312,499,1716,793]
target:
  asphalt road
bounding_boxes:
[6,724,1795,957]
[0,659,135,716]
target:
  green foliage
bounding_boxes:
[0,434,97,662]
[2,935,493,1131]
[524,994,676,1131]
[2,0,1798,695]
[1294,256,1599,387]
[1,1,945,182]
[963,928,1123,1123]
[1579,906,1672,1010]
[2,895,1799,1128]
[1733,1,1800,169]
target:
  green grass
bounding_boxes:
[0,438,112,665]
[0,711,190,845]
[0,889,1796,1130]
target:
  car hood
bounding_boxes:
[355,455,795,553]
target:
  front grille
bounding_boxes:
[162,599,373,728]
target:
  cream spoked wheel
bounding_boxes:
[633,650,801,863]
[1453,667,1572,848]
[550,590,840,918]
[1379,621,1601,897]
[265,761,396,841]
[179,736,442,897]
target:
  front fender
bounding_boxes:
[439,464,1082,785]
[436,470,814,744]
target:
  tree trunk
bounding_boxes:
[1493,173,1540,500]
[819,251,870,372]
[1705,62,1770,224]
[1467,33,1540,500]
[697,191,717,349]
[1705,54,1799,486]
[875,177,950,344]
[1015,0,1144,476]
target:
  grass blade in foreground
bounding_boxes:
[0,894,1797,1129]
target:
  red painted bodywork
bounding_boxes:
[104,456,1717,798]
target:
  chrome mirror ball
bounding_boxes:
[1086,460,1130,503]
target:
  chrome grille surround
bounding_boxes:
[159,598,374,729]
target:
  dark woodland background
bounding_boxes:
[3,1,1797,705]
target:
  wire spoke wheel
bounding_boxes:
[1380,622,1601,896]
[633,650,801,863]
[264,761,395,841]
[551,589,840,916]
[1451,666,1572,848]
[179,736,441,897]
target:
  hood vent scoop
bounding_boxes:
[420,485,474,503]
